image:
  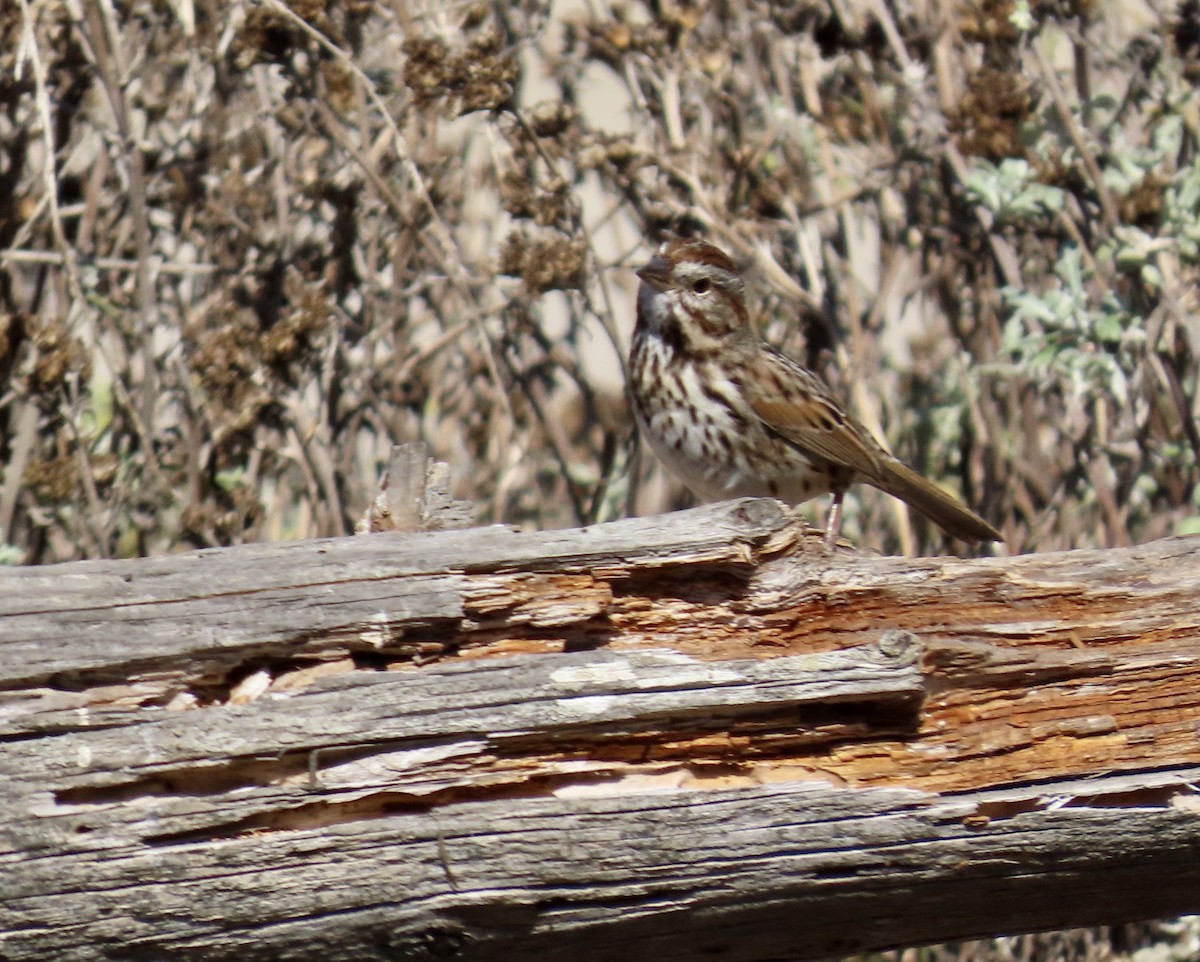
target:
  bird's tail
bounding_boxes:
[875,459,1002,543]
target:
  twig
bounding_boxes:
[284,398,347,535]
[0,402,39,546]
[13,0,85,302]
[73,0,163,441]
[1031,40,1119,233]
[0,250,219,275]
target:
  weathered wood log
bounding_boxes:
[357,442,474,534]
[2,498,1200,962]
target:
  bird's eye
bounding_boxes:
[691,279,712,294]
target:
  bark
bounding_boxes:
[2,497,1199,961]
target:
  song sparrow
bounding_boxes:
[629,238,1001,549]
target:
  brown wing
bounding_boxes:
[747,347,886,481]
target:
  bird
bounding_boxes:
[627,237,1002,550]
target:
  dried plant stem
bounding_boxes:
[14,0,83,301]
[0,250,218,275]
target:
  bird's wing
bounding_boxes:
[748,347,886,481]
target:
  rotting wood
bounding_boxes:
[358,442,474,534]
[2,498,1200,962]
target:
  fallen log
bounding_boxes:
[2,496,1199,961]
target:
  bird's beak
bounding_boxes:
[636,254,671,292]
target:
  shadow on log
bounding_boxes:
[2,483,1200,961]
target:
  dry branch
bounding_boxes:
[3,499,1200,961]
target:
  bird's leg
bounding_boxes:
[824,492,844,550]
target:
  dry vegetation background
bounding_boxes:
[1,0,1198,564]
[2,1,1200,956]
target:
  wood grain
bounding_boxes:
[3,499,1199,961]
